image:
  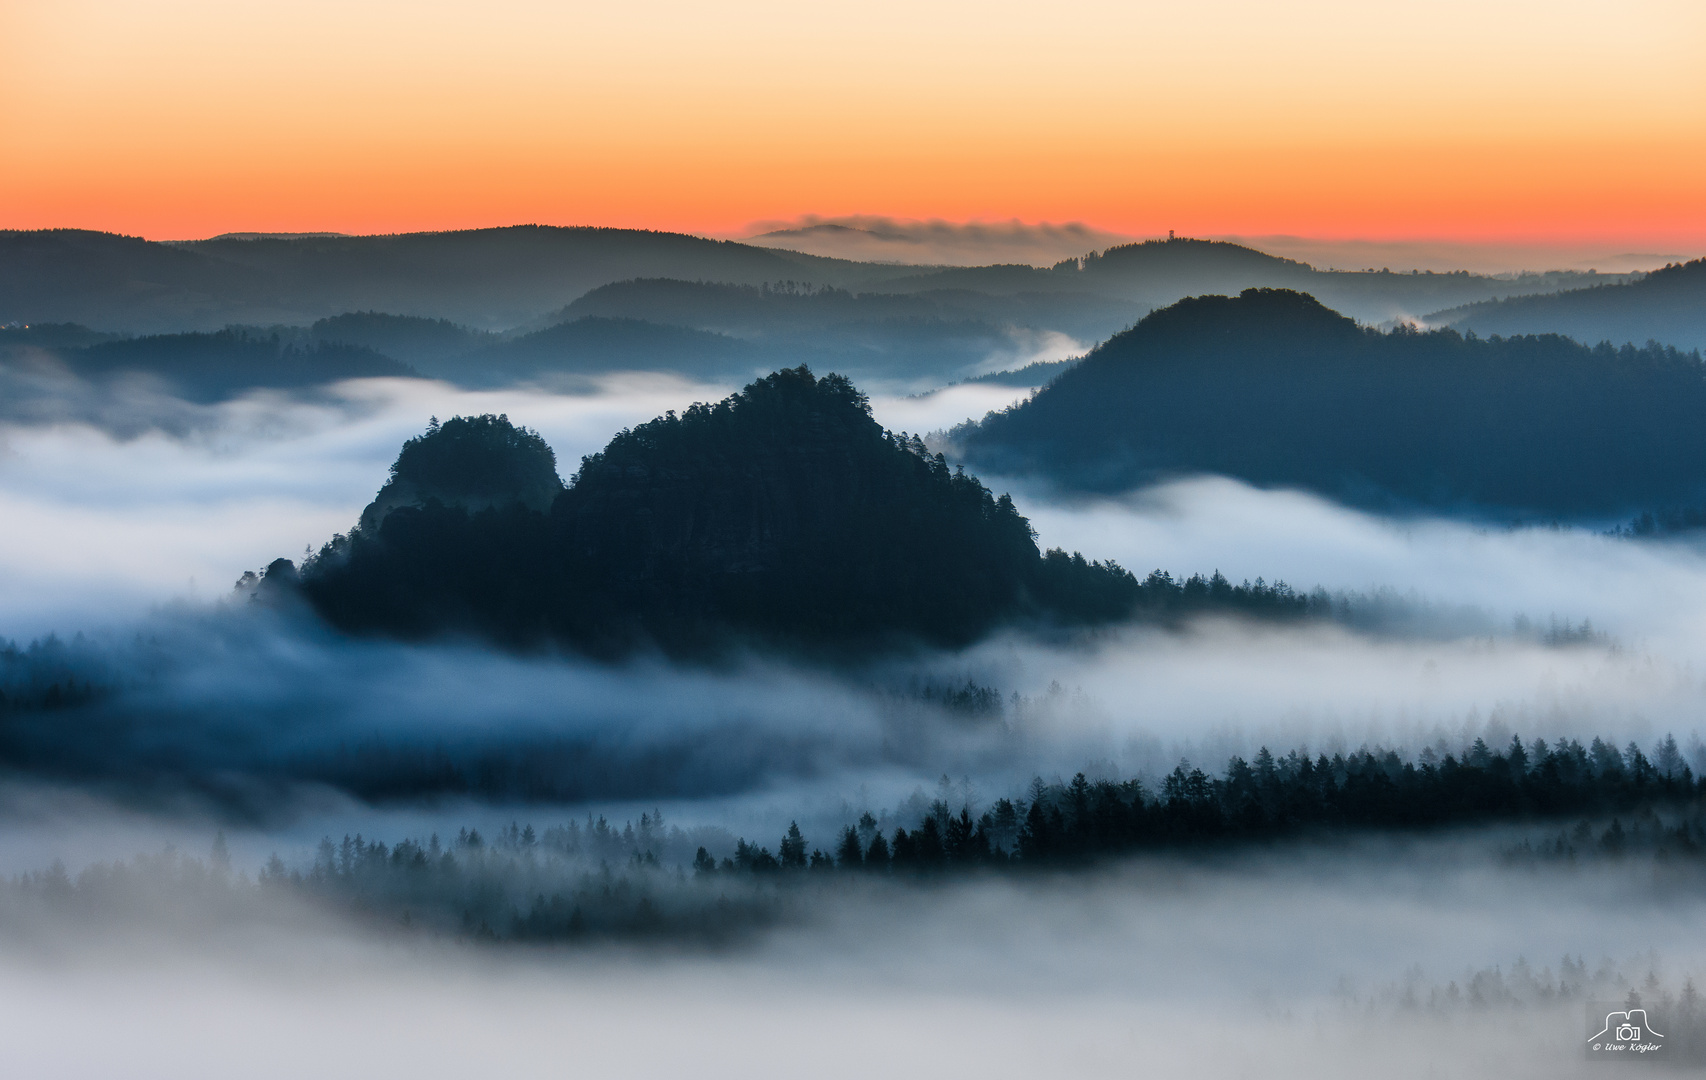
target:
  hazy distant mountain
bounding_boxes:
[885,237,1632,326]
[956,288,1706,517]
[310,312,491,368]
[541,279,1117,385]
[1,228,1629,342]
[0,226,922,334]
[451,317,761,386]
[961,359,1078,387]
[1430,258,1706,352]
[65,329,412,401]
[306,309,762,385]
[1218,235,1689,276]
[0,322,123,350]
[0,320,424,435]
[559,278,1128,339]
[744,216,1130,267]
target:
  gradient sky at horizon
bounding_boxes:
[3,0,1704,247]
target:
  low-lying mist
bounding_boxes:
[0,828,1699,1079]
[4,370,1706,1076]
[4,375,1706,818]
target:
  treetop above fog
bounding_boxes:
[359,413,563,533]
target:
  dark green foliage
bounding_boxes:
[311,414,566,637]
[0,635,111,716]
[10,750,1706,952]
[962,358,1077,387]
[835,827,863,868]
[552,366,1047,649]
[66,328,412,401]
[303,367,1216,655]
[959,288,1706,515]
[696,733,1701,878]
[383,414,561,513]
[465,316,758,384]
[1440,257,1706,353]
[310,311,487,367]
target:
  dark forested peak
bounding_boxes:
[359,413,562,532]
[1097,288,1363,358]
[303,366,1169,653]
[1084,237,1310,274]
[557,365,1045,631]
[574,365,876,480]
[958,287,1706,515]
[1635,257,1706,292]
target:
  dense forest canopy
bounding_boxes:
[1436,257,1706,353]
[958,288,1706,517]
[356,414,564,533]
[292,367,1313,657]
[58,329,411,402]
[457,316,759,385]
[299,368,1142,653]
[310,311,489,366]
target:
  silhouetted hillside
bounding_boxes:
[0,227,922,333]
[454,316,760,385]
[356,414,564,533]
[4,228,1623,350]
[879,237,1626,325]
[963,359,1078,387]
[310,312,490,368]
[296,368,1319,656]
[957,288,1706,517]
[1433,258,1706,352]
[550,278,1120,383]
[0,322,124,350]
[64,329,412,401]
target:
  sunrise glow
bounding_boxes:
[4,0,1703,244]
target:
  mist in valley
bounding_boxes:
[3,314,1705,1077]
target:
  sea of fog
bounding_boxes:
[0,374,1702,1077]
[0,839,1694,1079]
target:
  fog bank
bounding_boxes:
[0,837,1694,1079]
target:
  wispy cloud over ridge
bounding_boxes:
[741,216,1132,268]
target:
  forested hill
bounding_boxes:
[0,227,917,334]
[291,368,1305,656]
[55,329,411,402]
[1433,257,1706,353]
[956,288,1706,517]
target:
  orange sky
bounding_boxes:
[4,0,1704,246]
